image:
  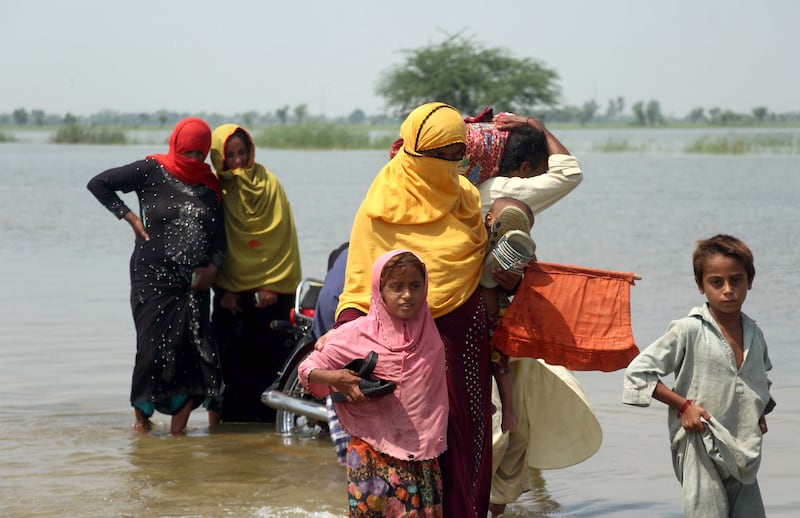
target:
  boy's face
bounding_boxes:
[381,266,425,320]
[698,254,751,317]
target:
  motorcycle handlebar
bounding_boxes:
[270,320,293,332]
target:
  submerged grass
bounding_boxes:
[591,137,647,153]
[254,123,396,150]
[0,131,14,142]
[685,133,799,155]
[51,124,127,144]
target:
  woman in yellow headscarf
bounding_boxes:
[335,102,492,518]
[208,124,302,424]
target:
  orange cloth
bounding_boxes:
[494,262,639,372]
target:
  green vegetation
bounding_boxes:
[685,133,799,155]
[254,123,396,150]
[0,131,14,142]
[51,123,127,144]
[591,137,646,153]
[376,34,559,116]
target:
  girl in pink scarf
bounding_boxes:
[299,250,448,517]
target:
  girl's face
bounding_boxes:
[224,136,249,169]
[381,266,425,320]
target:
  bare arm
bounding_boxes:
[652,380,709,433]
[495,370,516,433]
[308,368,366,402]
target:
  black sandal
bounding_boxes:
[331,351,396,403]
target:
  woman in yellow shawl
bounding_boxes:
[208,124,302,423]
[335,102,492,518]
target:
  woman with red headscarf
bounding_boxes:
[87,117,225,434]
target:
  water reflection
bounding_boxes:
[125,423,345,516]
[500,468,561,517]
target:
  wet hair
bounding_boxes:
[380,252,425,291]
[497,126,547,176]
[692,234,755,287]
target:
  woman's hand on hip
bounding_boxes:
[123,211,149,241]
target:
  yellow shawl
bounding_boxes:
[210,124,301,293]
[337,102,486,319]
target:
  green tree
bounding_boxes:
[293,103,308,124]
[276,105,289,125]
[616,97,625,117]
[31,109,45,126]
[12,108,29,125]
[687,107,705,124]
[375,34,560,116]
[605,99,618,120]
[752,106,768,123]
[645,100,664,125]
[632,101,646,126]
[708,107,722,124]
[348,109,366,125]
[578,99,598,126]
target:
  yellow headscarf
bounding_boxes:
[210,124,301,293]
[337,102,486,319]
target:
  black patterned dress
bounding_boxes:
[88,158,225,415]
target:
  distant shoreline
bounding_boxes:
[2,124,799,155]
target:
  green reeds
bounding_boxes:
[51,124,127,144]
[686,133,798,155]
[254,124,395,150]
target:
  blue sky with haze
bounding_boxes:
[2,0,797,118]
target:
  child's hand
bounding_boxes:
[329,369,367,402]
[501,411,517,433]
[491,268,522,291]
[681,402,710,433]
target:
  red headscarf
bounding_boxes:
[148,117,221,202]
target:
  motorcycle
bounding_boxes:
[261,278,330,436]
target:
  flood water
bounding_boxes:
[1,128,798,517]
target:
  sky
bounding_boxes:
[2,0,798,119]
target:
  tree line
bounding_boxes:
[3,35,798,129]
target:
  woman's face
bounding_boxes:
[421,142,466,161]
[224,136,249,169]
[181,150,206,162]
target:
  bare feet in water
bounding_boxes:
[132,408,152,432]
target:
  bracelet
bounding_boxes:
[677,399,693,418]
